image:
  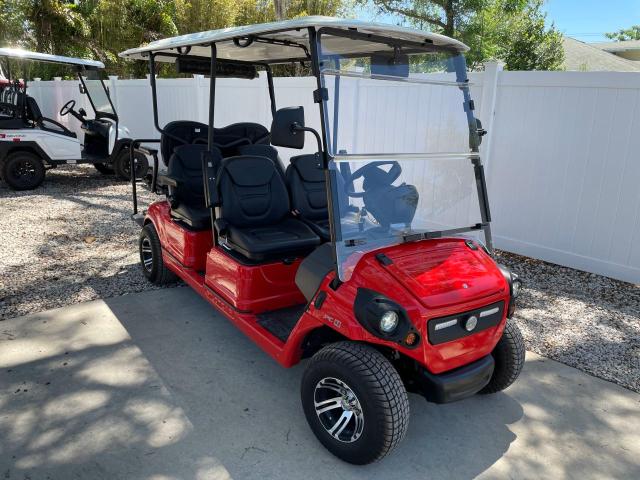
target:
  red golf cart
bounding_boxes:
[121,17,524,464]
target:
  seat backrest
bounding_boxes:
[25,96,42,122]
[167,144,220,207]
[237,144,285,177]
[160,121,270,165]
[286,154,327,221]
[217,155,290,228]
[161,121,208,166]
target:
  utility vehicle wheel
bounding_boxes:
[114,149,149,181]
[480,321,525,394]
[94,163,114,175]
[1,151,46,190]
[139,224,177,285]
[301,342,409,464]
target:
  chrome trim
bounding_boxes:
[480,307,500,318]
[434,318,458,331]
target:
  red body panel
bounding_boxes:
[148,202,212,271]
[145,200,510,373]
[205,247,305,313]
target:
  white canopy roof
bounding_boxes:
[0,48,104,69]
[119,16,469,64]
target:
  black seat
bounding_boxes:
[237,144,286,178]
[285,153,331,240]
[215,155,321,261]
[166,144,220,230]
[160,121,208,166]
[159,121,271,165]
[25,96,77,138]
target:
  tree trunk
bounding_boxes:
[274,0,289,21]
[444,0,455,37]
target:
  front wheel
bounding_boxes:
[479,321,525,394]
[301,342,410,464]
[114,148,149,181]
[1,151,46,190]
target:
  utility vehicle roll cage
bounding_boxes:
[123,17,493,255]
[0,48,118,123]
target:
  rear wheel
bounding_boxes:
[479,321,525,394]
[1,151,46,190]
[94,163,114,175]
[114,148,149,181]
[139,223,177,285]
[301,342,410,464]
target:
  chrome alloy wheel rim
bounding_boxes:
[141,237,153,272]
[314,377,364,443]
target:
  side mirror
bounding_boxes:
[271,106,305,149]
[78,83,86,94]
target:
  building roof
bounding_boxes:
[591,40,640,53]
[562,37,640,72]
[0,48,104,69]
[119,16,469,63]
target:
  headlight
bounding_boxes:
[380,311,399,333]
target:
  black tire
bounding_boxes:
[114,148,149,181]
[301,342,409,464]
[139,223,178,285]
[1,151,46,190]
[94,163,114,175]
[479,321,525,394]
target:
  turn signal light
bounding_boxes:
[405,332,418,346]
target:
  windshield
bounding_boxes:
[319,31,478,156]
[330,155,483,280]
[81,71,115,116]
[319,31,485,280]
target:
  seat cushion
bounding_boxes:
[301,217,331,242]
[225,218,320,261]
[172,203,211,230]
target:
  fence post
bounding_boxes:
[478,60,503,173]
[194,74,205,123]
[108,75,119,113]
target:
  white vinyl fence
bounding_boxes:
[26,63,640,284]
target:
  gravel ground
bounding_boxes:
[1,165,639,392]
[0,165,166,320]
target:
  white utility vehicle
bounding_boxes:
[0,48,147,190]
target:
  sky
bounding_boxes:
[545,0,640,42]
[357,0,639,43]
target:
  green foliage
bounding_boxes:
[365,0,564,71]
[0,0,347,79]
[605,25,640,42]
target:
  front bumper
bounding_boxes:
[414,354,494,404]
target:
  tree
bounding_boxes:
[605,25,640,41]
[0,0,352,78]
[365,0,564,70]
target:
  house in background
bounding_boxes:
[562,37,640,71]
[591,40,640,63]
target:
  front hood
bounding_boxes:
[379,238,507,310]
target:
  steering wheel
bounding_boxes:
[345,161,402,197]
[59,100,76,117]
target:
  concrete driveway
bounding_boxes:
[1,287,638,480]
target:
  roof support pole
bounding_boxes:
[265,65,277,118]
[203,43,219,244]
[309,27,342,265]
